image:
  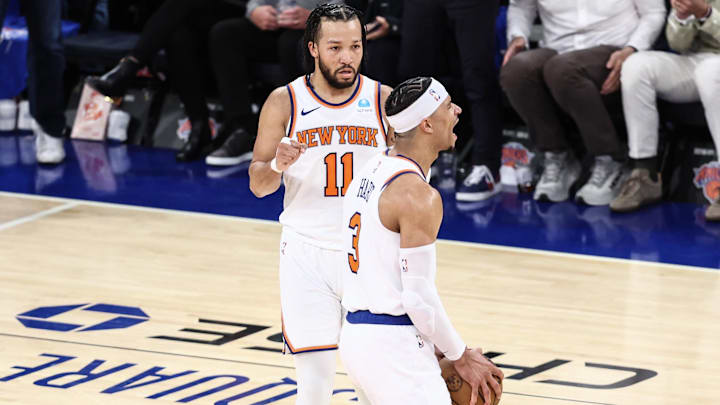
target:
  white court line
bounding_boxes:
[0,191,277,226]
[0,201,79,232]
[440,239,720,274]
[1,191,718,273]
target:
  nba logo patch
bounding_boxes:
[429,89,440,102]
[401,258,408,272]
[693,162,720,203]
[416,334,424,348]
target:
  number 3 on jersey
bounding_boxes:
[324,152,353,197]
[348,212,361,273]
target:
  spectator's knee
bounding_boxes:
[694,57,720,98]
[620,52,654,89]
[209,18,250,51]
[541,54,582,93]
[209,20,233,43]
[500,52,542,93]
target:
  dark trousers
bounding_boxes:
[366,37,401,86]
[500,46,624,158]
[0,0,65,138]
[127,0,244,123]
[131,0,240,65]
[163,3,244,123]
[400,0,502,173]
[209,18,304,129]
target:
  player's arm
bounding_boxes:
[383,176,464,356]
[380,84,395,146]
[249,86,307,198]
[381,176,504,405]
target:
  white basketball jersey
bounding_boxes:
[341,151,428,315]
[279,75,389,250]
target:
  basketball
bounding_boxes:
[439,358,502,405]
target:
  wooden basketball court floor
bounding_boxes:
[1,191,719,405]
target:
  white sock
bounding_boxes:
[293,350,337,405]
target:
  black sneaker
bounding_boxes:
[205,128,254,166]
[86,56,142,98]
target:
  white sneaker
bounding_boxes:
[107,110,130,142]
[575,156,624,206]
[17,100,35,130]
[35,126,65,164]
[533,151,580,202]
[456,165,501,201]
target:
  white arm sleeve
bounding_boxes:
[399,244,466,361]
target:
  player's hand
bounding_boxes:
[274,138,307,171]
[250,5,279,31]
[277,6,311,30]
[601,46,635,95]
[434,345,444,361]
[453,348,504,405]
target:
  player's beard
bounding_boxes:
[318,56,358,89]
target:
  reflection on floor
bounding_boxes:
[1,132,718,269]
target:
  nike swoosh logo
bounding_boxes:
[301,107,320,116]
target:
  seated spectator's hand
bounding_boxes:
[601,47,635,95]
[672,0,711,19]
[502,37,527,67]
[250,5,279,31]
[366,16,390,41]
[278,6,311,30]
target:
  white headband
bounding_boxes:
[387,78,449,133]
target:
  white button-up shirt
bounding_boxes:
[507,0,667,54]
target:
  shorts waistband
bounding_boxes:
[346,310,413,325]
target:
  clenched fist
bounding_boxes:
[274,137,307,172]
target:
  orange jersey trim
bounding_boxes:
[381,169,423,190]
[384,150,427,180]
[304,75,364,109]
[281,314,338,354]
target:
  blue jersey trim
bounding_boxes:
[346,310,413,325]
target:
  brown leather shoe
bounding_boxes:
[610,168,662,212]
[706,199,720,221]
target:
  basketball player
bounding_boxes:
[339,77,504,405]
[248,4,392,404]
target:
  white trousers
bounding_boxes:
[621,51,720,160]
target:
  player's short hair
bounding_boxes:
[303,3,366,72]
[385,77,433,118]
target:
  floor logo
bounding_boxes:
[16,303,149,332]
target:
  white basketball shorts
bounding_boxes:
[279,228,344,354]
[339,318,450,404]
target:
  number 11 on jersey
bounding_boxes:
[325,152,353,197]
